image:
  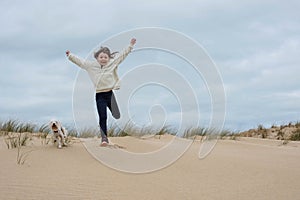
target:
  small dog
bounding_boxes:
[49,119,68,149]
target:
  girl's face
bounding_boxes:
[97,52,110,66]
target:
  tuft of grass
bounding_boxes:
[17,122,36,133]
[0,119,38,134]
[110,121,138,137]
[257,124,264,131]
[116,125,134,137]
[37,123,51,134]
[256,124,268,138]
[290,128,300,141]
[78,127,99,138]
[15,132,32,165]
[66,127,79,138]
[183,127,234,141]
[183,127,208,140]
[2,131,31,165]
[230,134,238,140]
[219,129,236,139]
[154,126,175,139]
[107,122,129,137]
[271,124,277,129]
[17,149,33,165]
[107,124,118,137]
[37,123,51,145]
[261,130,267,139]
[0,121,3,136]
[106,122,176,138]
[277,130,285,140]
[1,119,20,133]
[4,132,30,149]
[137,125,176,139]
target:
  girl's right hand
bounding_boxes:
[130,38,136,46]
[66,50,70,56]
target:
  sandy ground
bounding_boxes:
[0,135,300,200]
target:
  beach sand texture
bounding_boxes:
[1,135,300,200]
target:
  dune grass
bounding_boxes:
[3,131,31,165]
[106,122,177,139]
[15,132,34,165]
[0,119,51,135]
[290,129,300,141]
[0,119,232,140]
[77,127,99,138]
[1,118,300,165]
[295,121,300,128]
[237,121,300,141]
[2,118,300,141]
[36,123,51,145]
[183,127,207,140]
[4,132,30,149]
[182,127,228,141]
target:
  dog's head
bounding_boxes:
[49,119,61,132]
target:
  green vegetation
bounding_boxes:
[290,129,300,141]
[1,119,300,141]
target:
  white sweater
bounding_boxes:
[68,45,133,93]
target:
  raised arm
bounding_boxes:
[66,50,90,69]
[113,38,136,66]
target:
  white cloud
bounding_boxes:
[218,38,300,130]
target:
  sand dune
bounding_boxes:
[1,135,300,200]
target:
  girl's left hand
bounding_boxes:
[130,38,136,46]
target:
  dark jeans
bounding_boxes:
[96,91,120,142]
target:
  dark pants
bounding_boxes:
[96,91,120,142]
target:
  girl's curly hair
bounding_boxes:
[94,46,118,59]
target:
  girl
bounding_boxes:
[66,38,136,146]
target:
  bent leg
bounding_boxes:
[108,91,121,119]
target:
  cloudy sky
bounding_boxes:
[0,0,299,132]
